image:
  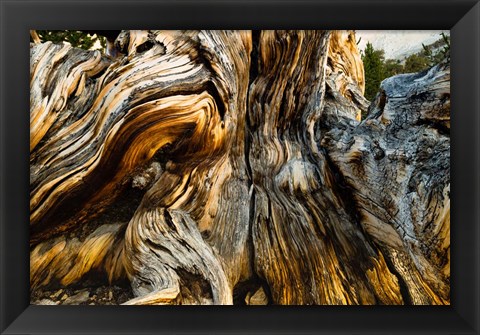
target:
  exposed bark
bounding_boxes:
[30,30,450,305]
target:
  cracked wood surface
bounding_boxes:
[30,30,450,305]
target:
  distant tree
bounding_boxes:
[34,30,105,51]
[360,33,450,119]
[384,59,404,78]
[403,53,429,73]
[422,32,450,67]
[361,42,385,102]
[439,32,451,61]
[401,32,451,73]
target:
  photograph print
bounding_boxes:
[30,30,450,305]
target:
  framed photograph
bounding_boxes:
[1,0,479,334]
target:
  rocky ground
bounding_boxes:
[31,284,134,305]
[32,284,269,305]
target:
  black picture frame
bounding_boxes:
[1,0,479,334]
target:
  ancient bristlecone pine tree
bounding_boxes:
[30,30,450,305]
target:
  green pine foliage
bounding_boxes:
[421,32,450,67]
[361,42,386,102]
[34,30,105,52]
[361,33,450,106]
[383,59,404,77]
[403,53,430,73]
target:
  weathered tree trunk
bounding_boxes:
[30,30,450,305]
